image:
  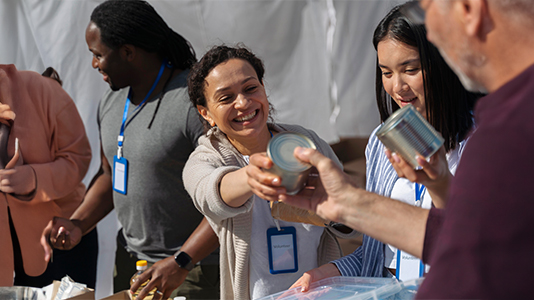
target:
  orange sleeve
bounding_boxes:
[23,74,92,203]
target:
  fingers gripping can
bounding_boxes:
[267,132,316,195]
[375,104,444,168]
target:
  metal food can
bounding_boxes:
[375,104,444,168]
[266,132,316,195]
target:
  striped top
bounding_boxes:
[332,124,470,278]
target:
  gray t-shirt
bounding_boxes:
[98,69,216,263]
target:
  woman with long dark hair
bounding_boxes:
[289,2,481,290]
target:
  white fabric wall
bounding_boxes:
[0,0,402,298]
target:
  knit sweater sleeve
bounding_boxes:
[183,135,253,224]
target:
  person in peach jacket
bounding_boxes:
[0,64,91,286]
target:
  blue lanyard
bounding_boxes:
[395,182,427,280]
[415,182,426,277]
[117,61,166,158]
[414,183,425,207]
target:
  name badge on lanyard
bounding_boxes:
[396,249,425,281]
[396,183,426,281]
[267,226,298,274]
[112,61,166,195]
[113,155,128,194]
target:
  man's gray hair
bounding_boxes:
[491,0,534,24]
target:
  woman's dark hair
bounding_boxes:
[42,67,62,86]
[188,45,271,130]
[373,3,480,151]
[90,0,196,70]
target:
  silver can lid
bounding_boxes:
[267,132,316,172]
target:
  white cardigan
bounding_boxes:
[183,123,351,300]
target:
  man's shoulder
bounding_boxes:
[98,88,127,114]
[162,73,191,106]
[100,88,127,107]
[96,88,127,129]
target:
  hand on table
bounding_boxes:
[130,256,189,300]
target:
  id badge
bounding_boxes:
[113,155,128,195]
[396,249,424,281]
[267,226,298,274]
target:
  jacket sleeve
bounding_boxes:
[183,143,253,224]
[422,207,445,264]
[29,100,91,202]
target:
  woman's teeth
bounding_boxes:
[235,110,257,122]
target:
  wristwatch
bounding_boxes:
[174,250,195,271]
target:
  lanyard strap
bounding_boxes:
[117,61,166,158]
[395,183,426,279]
[414,183,425,207]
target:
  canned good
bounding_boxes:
[376,104,444,168]
[266,132,316,195]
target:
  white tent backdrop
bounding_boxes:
[0,0,402,298]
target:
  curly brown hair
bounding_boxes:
[188,44,273,130]
[188,45,265,107]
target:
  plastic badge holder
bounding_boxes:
[256,276,402,300]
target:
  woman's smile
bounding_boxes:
[198,58,271,152]
[234,109,259,123]
[397,96,418,106]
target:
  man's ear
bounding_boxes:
[119,44,136,62]
[460,0,493,39]
[197,105,215,127]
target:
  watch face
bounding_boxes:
[175,251,193,270]
[176,252,191,266]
